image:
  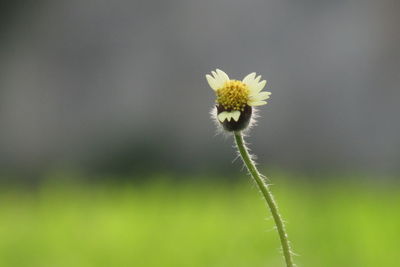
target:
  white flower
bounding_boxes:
[205,69,271,125]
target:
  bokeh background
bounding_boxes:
[1,0,399,266]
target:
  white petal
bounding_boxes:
[242,72,256,85]
[226,112,233,122]
[250,91,271,101]
[248,100,267,106]
[243,73,263,94]
[252,80,267,94]
[211,71,222,86]
[217,112,228,122]
[216,69,230,83]
[232,111,241,122]
[210,69,228,90]
[206,74,218,91]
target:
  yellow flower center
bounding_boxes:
[216,80,250,111]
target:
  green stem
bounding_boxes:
[234,131,294,267]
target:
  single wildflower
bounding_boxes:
[205,69,271,131]
[205,68,295,267]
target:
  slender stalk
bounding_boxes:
[234,131,294,267]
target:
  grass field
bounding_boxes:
[0,172,399,267]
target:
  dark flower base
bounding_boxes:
[217,105,252,132]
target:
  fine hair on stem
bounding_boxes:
[234,131,295,267]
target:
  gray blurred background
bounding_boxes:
[1,0,399,177]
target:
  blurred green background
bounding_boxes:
[1,172,399,267]
[1,0,400,266]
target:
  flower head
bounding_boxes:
[206,69,271,132]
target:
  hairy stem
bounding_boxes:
[234,131,294,267]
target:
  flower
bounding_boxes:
[206,69,271,131]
